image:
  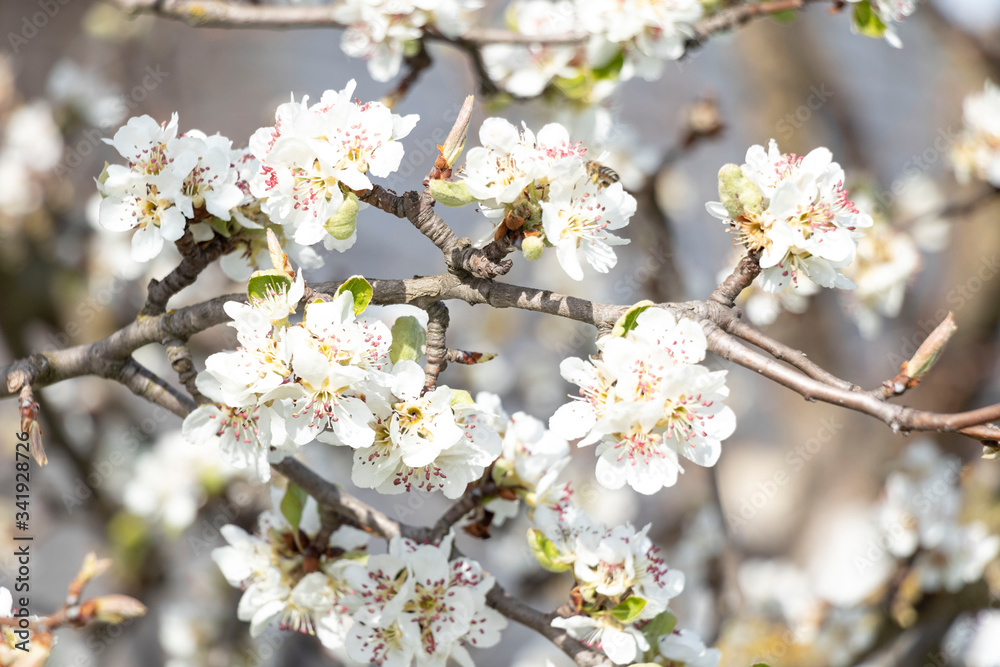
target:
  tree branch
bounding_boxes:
[423,301,450,391]
[359,186,513,279]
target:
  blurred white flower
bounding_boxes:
[952,80,1000,188]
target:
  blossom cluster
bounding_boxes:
[952,80,1000,188]
[212,494,505,664]
[875,440,999,594]
[96,81,417,276]
[707,139,873,293]
[481,0,704,99]
[333,0,483,82]
[98,113,247,262]
[528,482,716,666]
[550,306,735,494]
[182,269,503,497]
[476,392,573,526]
[456,117,636,280]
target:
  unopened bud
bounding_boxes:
[324,192,359,240]
[718,163,763,220]
[85,595,147,624]
[441,96,475,169]
[389,316,426,364]
[266,228,293,276]
[521,235,545,261]
[983,441,999,461]
[429,179,476,208]
[904,312,956,381]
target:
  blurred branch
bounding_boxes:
[485,584,611,667]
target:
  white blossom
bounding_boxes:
[577,0,703,81]
[212,494,369,647]
[460,117,636,280]
[343,534,506,665]
[248,80,418,251]
[707,140,873,293]
[333,0,483,81]
[550,307,735,494]
[657,629,721,667]
[482,1,579,97]
[953,80,1000,188]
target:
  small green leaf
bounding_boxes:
[770,9,797,23]
[280,483,308,534]
[389,315,426,364]
[429,179,477,207]
[641,609,676,657]
[852,1,887,38]
[248,270,292,303]
[336,275,373,316]
[609,596,647,624]
[611,300,655,338]
[527,528,571,573]
[591,50,625,80]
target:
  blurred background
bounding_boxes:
[2,0,1000,665]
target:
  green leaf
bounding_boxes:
[611,301,655,338]
[641,610,676,655]
[336,275,373,316]
[609,597,647,624]
[527,528,571,573]
[852,1,887,38]
[389,316,426,364]
[248,270,292,303]
[429,179,477,207]
[591,49,625,80]
[770,9,797,23]
[280,483,309,534]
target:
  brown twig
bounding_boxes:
[142,227,231,317]
[359,186,513,279]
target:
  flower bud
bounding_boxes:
[903,312,956,381]
[521,235,545,261]
[717,163,763,220]
[429,179,476,208]
[324,192,359,240]
[85,595,147,624]
[440,96,475,169]
[389,316,426,364]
